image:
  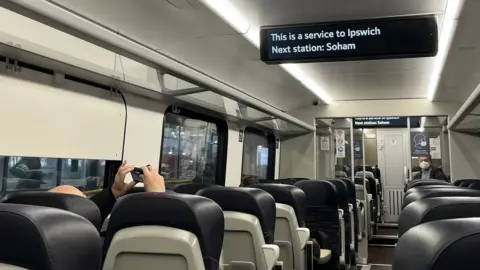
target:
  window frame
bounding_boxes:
[159,105,228,186]
[0,157,119,196]
[241,127,277,180]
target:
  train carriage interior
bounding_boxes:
[3,0,480,269]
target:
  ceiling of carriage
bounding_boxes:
[49,0,475,112]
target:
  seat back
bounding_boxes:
[399,197,480,237]
[394,218,480,270]
[402,188,480,210]
[459,179,479,187]
[103,193,224,270]
[338,178,358,253]
[3,191,101,230]
[454,179,480,187]
[250,183,309,270]
[173,183,219,194]
[404,185,458,199]
[407,179,451,190]
[326,179,351,266]
[469,181,480,190]
[295,180,342,268]
[198,186,277,270]
[0,204,101,270]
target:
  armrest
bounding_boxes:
[296,228,310,249]
[338,209,344,218]
[225,261,256,270]
[262,244,280,270]
[274,261,284,270]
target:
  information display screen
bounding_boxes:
[260,16,438,64]
[353,117,420,128]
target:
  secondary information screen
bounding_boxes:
[260,16,438,64]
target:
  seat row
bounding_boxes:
[257,178,366,270]
[391,178,480,269]
[0,180,350,270]
[175,179,360,270]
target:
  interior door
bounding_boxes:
[377,129,408,223]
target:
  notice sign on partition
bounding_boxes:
[335,130,346,158]
[411,132,430,157]
[260,16,438,64]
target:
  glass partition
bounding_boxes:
[316,118,352,179]
[409,116,449,181]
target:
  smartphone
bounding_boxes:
[131,167,144,182]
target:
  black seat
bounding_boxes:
[453,179,479,187]
[459,179,480,187]
[0,203,101,270]
[404,185,458,199]
[277,178,304,185]
[469,181,480,190]
[3,191,102,230]
[402,188,480,210]
[173,182,219,194]
[294,180,341,269]
[249,183,307,227]
[394,218,480,270]
[103,192,224,270]
[126,186,175,194]
[198,186,276,244]
[407,179,451,190]
[338,178,359,254]
[354,177,371,194]
[327,179,352,266]
[399,197,480,237]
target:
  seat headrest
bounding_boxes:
[276,179,299,185]
[355,171,375,179]
[406,185,457,192]
[459,179,480,187]
[469,181,480,190]
[454,179,480,187]
[173,183,219,194]
[249,183,307,227]
[337,178,356,204]
[126,186,175,194]
[326,179,348,205]
[399,197,480,237]
[104,192,224,270]
[402,188,480,210]
[0,203,101,270]
[409,180,451,189]
[3,191,101,230]
[197,186,276,244]
[294,180,338,208]
[394,218,480,270]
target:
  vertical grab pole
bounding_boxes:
[350,119,354,184]
[407,117,412,184]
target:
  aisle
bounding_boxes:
[368,246,395,264]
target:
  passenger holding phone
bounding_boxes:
[51,161,165,224]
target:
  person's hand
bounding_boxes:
[111,161,137,199]
[141,166,165,193]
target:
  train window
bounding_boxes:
[160,106,228,187]
[0,156,110,195]
[241,128,276,181]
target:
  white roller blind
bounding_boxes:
[0,69,126,160]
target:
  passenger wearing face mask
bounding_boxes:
[413,154,447,181]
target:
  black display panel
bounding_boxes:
[260,16,438,64]
[353,117,420,128]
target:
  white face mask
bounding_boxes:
[420,161,431,170]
